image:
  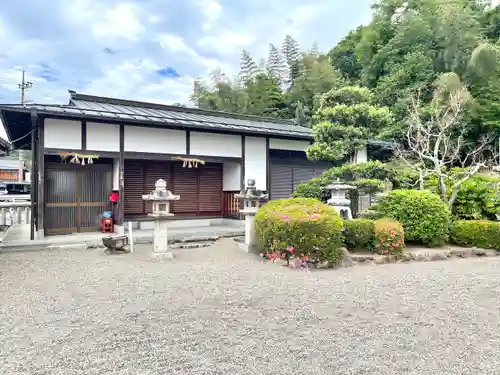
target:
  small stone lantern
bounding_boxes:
[324,178,355,219]
[142,179,180,258]
[236,178,268,248]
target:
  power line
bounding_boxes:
[30,85,67,98]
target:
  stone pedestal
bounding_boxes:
[236,179,268,252]
[241,209,257,247]
[152,217,170,255]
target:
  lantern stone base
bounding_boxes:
[240,208,257,248]
[152,220,171,254]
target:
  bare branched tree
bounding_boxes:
[396,87,496,208]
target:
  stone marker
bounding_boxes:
[236,179,268,251]
[142,179,180,260]
[324,178,356,219]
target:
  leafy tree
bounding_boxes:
[481,4,500,41]
[286,54,345,112]
[396,85,496,208]
[327,26,365,82]
[307,86,394,161]
[294,101,311,127]
[245,74,284,117]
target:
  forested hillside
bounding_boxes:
[191,0,500,160]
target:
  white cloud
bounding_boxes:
[197,0,223,31]
[158,33,232,75]
[197,30,255,55]
[92,3,146,41]
[0,0,374,110]
[83,58,193,104]
[289,4,323,26]
[158,34,196,56]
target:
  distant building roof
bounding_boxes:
[0,137,10,153]
[0,158,23,170]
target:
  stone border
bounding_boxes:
[347,247,500,266]
[256,246,500,269]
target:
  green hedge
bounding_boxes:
[254,198,344,264]
[377,189,451,247]
[292,177,330,201]
[450,220,500,249]
[342,219,375,251]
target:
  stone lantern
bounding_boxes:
[236,178,268,248]
[142,179,180,258]
[324,178,355,219]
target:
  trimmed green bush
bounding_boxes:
[450,220,500,249]
[342,219,375,251]
[377,189,451,247]
[374,218,405,257]
[426,173,500,220]
[292,177,330,201]
[254,198,344,264]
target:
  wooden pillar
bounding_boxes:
[29,109,38,240]
[36,116,44,238]
[240,135,246,189]
[117,123,125,227]
[265,137,270,193]
[185,130,190,155]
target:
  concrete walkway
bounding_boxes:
[0,224,244,252]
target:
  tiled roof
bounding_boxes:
[0,91,313,140]
[68,98,313,138]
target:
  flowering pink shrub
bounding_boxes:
[374,218,405,257]
[254,198,344,265]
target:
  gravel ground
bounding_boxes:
[1,239,500,375]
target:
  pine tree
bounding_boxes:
[310,42,319,56]
[281,35,301,83]
[266,43,288,88]
[239,50,259,83]
[257,58,267,74]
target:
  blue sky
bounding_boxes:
[0,0,373,108]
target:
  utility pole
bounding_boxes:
[18,70,32,105]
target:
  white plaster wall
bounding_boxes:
[269,138,310,151]
[244,136,267,191]
[86,122,120,152]
[352,146,368,164]
[124,126,186,154]
[190,132,242,157]
[223,162,241,191]
[112,159,119,190]
[45,118,81,149]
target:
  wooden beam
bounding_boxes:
[265,137,270,193]
[29,109,37,240]
[81,120,87,150]
[240,135,245,189]
[117,123,125,226]
[36,116,45,237]
[185,130,190,155]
